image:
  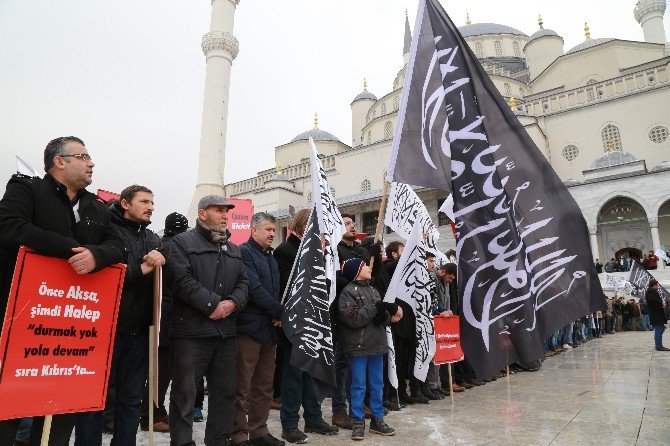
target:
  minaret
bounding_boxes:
[634,0,668,46]
[188,0,240,221]
[403,9,412,65]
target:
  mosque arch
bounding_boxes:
[596,195,653,261]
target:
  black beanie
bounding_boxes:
[342,258,365,282]
[165,212,189,236]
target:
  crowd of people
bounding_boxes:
[0,137,667,446]
[594,250,665,274]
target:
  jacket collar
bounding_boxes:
[110,203,150,232]
[287,233,301,248]
[246,236,273,255]
[44,173,87,204]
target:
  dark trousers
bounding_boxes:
[141,346,172,421]
[279,343,322,430]
[272,341,285,400]
[653,324,665,349]
[231,335,276,444]
[75,333,149,446]
[452,358,476,385]
[331,335,349,415]
[0,414,76,446]
[169,336,236,446]
[393,335,413,396]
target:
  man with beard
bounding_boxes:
[0,136,124,446]
[78,185,166,446]
[169,196,249,446]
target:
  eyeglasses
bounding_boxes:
[60,153,92,162]
[345,221,356,227]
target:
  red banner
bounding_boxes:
[433,316,464,364]
[0,247,125,420]
[227,198,254,246]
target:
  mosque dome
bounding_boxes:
[458,23,527,38]
[352,90,378,102]
[527,28,561,43]
[590,151,638,169]
[566,38,615,55]
[291,114,340,143]
[651,161,670,172]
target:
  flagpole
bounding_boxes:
[369,180,390,270]
[40,415,52,446]
[447,363,454,405]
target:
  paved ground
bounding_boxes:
[118,330,670,446]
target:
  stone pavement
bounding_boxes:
[119,330,670,446]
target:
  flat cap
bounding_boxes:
[198,195,235,210]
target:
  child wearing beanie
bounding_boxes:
[338,258,403,441]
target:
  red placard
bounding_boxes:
[0,247,125,420]
[433,316,464,364]
[97,189,120,203]
[227,198,254,246]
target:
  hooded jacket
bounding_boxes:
[109,203,162,335]
[169,220,249,338]
[0,174,124,319]
[647,288,668,326]
[338,279,396,357]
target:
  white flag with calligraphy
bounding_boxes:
[310,138,346,304]
[385,221,435,381]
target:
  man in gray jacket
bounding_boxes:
[169,196,249,446]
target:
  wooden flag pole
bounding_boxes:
[148,328,155,446]
[369,181,390,270]
[40,415,52,446]
[447,363,454,405]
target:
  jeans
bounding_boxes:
[75,333,149,446]
[642,315,652,330]
[279,343,323,430]
[349,355,384,420]
[653,324,665,349]
[562,322,574,345]
[331,335,349,415]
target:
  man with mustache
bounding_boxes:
[77,185,165,445]
[0,136,124,446]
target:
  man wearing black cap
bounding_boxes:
[169,195,249,446]
[646,280,669,351]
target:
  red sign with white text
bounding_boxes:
[433,316,464,364]
[227,199,254,246]
[0,247,125,420]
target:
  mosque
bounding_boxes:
[221,0,670,263]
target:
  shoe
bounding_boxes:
[305,419,338,436]
[440,386,452,396]
[351,418,365,441]
[152,421,169,433]
[384,399,402,411]
[410,392,430,404]
[562,344,572,349]
[419,385,441,400]
[431,387,448,397]
[451,384,465,393]
[194,407,204,422]
[369,417,395,436]
[332,413,352,430]
[656,347,670,351]
[271,399,282,410]
[281,429,308,444]
[468,380,484,386]
[458,382,474,389]
[399,393,418,405]
[252,433,285,446]
[235,441,254,446]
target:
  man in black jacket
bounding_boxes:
[232,212,284,446]
[647,280,669,351]
[77,185,166,446]
[169,195,249,446]
[0,136,124,446]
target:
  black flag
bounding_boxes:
[388,0,606,379]
[281,208,335,387]
[630,262,669,299]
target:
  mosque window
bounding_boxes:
[513,41,520,57]
[381,103,387,115]
[372,109,377,119]
[494,40,503,57]
[307,192,312,203]
[384,121,393,140]
[475,42,483,58]
[367,130,372,144]
[519,87,525,98]
[504,83,511,97]
[393,96,400,111]
[601,124,623,152]
[361,179,371,192]
[562,145,579,161]
[649,126,669,144]
[330,186,336,197]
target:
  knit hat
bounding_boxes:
[342,258,365,282]
[165,212,189,236]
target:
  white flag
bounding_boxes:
[384,182,445,263]
[309,138,346,304]
[604,273,634,294]
[16,156,40,177]
[383,269,399,389]
[386,221,435,381]
[655,249,670,264]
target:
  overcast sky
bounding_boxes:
[0,0,666,229]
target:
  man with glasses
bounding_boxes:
[0,136,124,446]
